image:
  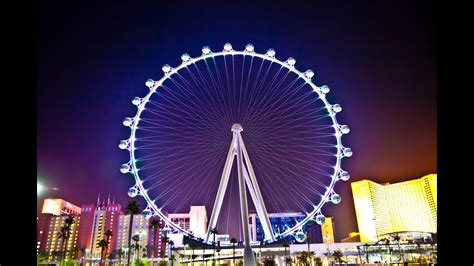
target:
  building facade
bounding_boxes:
[37,199,82,255]
[147,216,167,259]
[41,198,81,216]
[321,217,335,244]
[168,206,207,238]
[351,174,437,242]
[116,214,149,260]
[88,199,122,258]
[249,212,324,244]
[44,215,81,260]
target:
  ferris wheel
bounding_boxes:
[119,43,351,262]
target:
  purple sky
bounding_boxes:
[37,1,436,241]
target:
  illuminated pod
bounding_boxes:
[118,44,351,263]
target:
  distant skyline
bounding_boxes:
[38,1,436,241]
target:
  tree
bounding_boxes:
[150,218,162,262]
[263,258,276,266]
[230,238,237,266]
[57,226,69,263]
[210,228,218,266]
[97,239,109,266]
[133,234,141,261]
[104,229,113,264]
[125,201,141,265]
[117,248,125,265]
[63,215,75,260]
[297,251,314,266]
[79,247,87,266]
[169,254,176,266]
[313,257,323,266]
[394,234,404,262]
[331,249,345,264]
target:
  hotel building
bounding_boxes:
[87,197,122,258]
[43,215,81,260]
[37,199,81,255]
[351,174,437,242]
[116,214,149,259]
[168,206,207,237]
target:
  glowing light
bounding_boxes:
[181,53,191,62]
[145,79,155,88]
[330,193,341,204]
[119,140,129,150]
[315,214,326,225]
[223,43,233,51]
[245,43,255,52]
[37,182,44,195]
[286,57,296,66]
[321,85,330,94]
[340,170,350,181]
[305,69,314,78]
[202,46,211,55]
[123,117,133,127]
[128,187,138,197]
[343,147,353,157]
[162,64,171,73]
[332,104,342,113]
[266,48,276,57]
[132,97,142,106]
[120,164,130,174]
[340,125,350,134]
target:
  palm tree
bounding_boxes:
[79,247,87,266]
[297,251,314,266]
[97,239,109,266]
[283,242,289,265]
[331,249,344,264]
[314,257,323,266]
[169,254,176,266]
[63,215,75,260]
[210,228,218,265]
[161,235,169,261]
[125,201,141,265]
[57,226,69,263]
[189,242,197,265]
[104,229,113,264]
[230,238,237,266]
[133,234,141,261]
[394,234,404,262]
[117,248,125,265]
[150,219,161,263]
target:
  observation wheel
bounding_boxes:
[119,43,351,261]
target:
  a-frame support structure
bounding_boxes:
[205,124,275,266]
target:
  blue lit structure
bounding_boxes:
[249,212,323,244]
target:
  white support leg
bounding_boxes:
[205,137,236,243]
[233,124,256,266]
[240,136,275,242]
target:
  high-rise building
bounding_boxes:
[37,199,82,255]
[116,214,149,260]
[351,174,437,242]
[321,217,336,244]
[88,196,122,258]
[76,204,95,252]
[44,214,81,260]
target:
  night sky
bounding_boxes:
[37,1,436,241]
